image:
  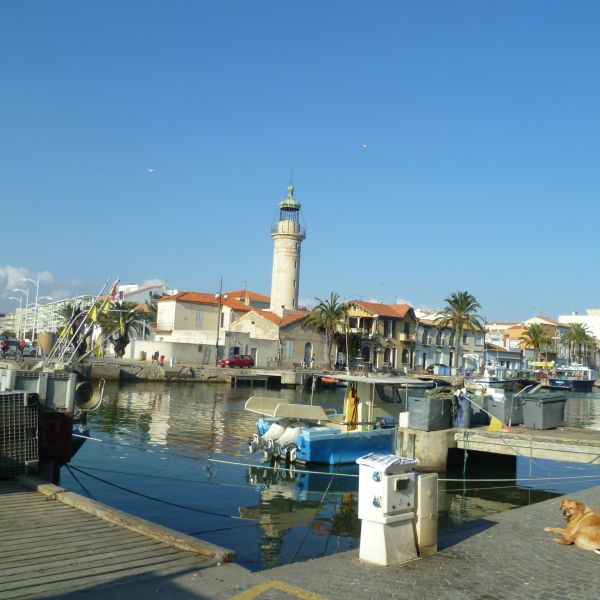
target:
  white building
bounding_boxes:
[559,309,600,340]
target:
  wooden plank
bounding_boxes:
[0,521,113,544]
[0,479,229,599]
[0,555,213,600]
[0,535,159,563]
[0,551,212,596]
[0,543,185,580]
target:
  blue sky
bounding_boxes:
[2,1,599,320]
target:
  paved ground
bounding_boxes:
[54,486,600,600]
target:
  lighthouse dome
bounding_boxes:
[279,185,301,210]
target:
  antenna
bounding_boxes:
[289,167,293,185]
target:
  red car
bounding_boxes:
[219,354,255,368]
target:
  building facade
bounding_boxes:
[345,301,417,370]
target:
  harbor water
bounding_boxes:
[61,382,600,571]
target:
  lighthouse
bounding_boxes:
[269,185,306,315]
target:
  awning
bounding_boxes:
[529,361,555,367]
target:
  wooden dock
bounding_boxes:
[0,477,234,599]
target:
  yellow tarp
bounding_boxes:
[529,361,555,367]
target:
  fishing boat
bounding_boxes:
[0,365,103,482]
[246,374,435,465]
[542,365,597,393]
[0,283,114,483]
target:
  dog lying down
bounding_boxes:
[545,498,600,553]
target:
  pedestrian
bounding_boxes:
[151,350,159,365]
[310,355,315,369]
[18,338,26,361]
[159,354,165,367]
[1,337,8,359]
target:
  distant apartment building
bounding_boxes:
[414,310,485,372]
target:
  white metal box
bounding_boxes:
[357,453,418,524]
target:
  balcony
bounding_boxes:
[395,333,416,342]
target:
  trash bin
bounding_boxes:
[523,395,566,430]
[487,392,524,425]
[408,396,452,431]
[138,351,147,361]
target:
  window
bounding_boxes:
[220,312,225,328]
[436,331,443,346]
[463,332,468,343]
[285,339,294,359]
[195,310,204,328]
[404,322,410,336]
[384,319,394,338]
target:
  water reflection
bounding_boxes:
[62,382,600,570]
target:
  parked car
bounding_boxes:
[219,354,255,368]
[22,344,38,357]
[426,363,449,374]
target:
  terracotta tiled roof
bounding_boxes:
[280,312,310,327]
[251,309,309,327]
[159,292,251,312]
[350,300,413,318]
[226,289,270,302]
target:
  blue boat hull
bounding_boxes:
[546,378,595,393]
[257,418,395,465]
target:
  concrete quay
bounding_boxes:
[54,485,600,600]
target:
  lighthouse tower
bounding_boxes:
[270,185,306,316]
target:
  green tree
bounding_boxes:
[520,323,553,362]
[435,291,484,370]
[303,293,348,368]
[56,302,78,326]
[97,301,152,358]
[561,323,594,365]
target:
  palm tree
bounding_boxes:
[302,292,348,369]
[561,323,594,365]
[435,291,483,371]
[56,301,78,326]
[96,301,152,358]
[520,323,552,362]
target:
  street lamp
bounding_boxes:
[22,277,40,343]
[214,290,228,366]
[12,288,29,339]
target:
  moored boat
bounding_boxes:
[542,365,597,393]
[246,374,435,465]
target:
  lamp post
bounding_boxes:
[12,288,30,339]
[214,278,228,366]
[21,277,40,343]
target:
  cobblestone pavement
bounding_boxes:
[59,487,600,600]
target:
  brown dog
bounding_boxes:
[544,498,600,553]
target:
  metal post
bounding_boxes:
[214,277,227,367]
